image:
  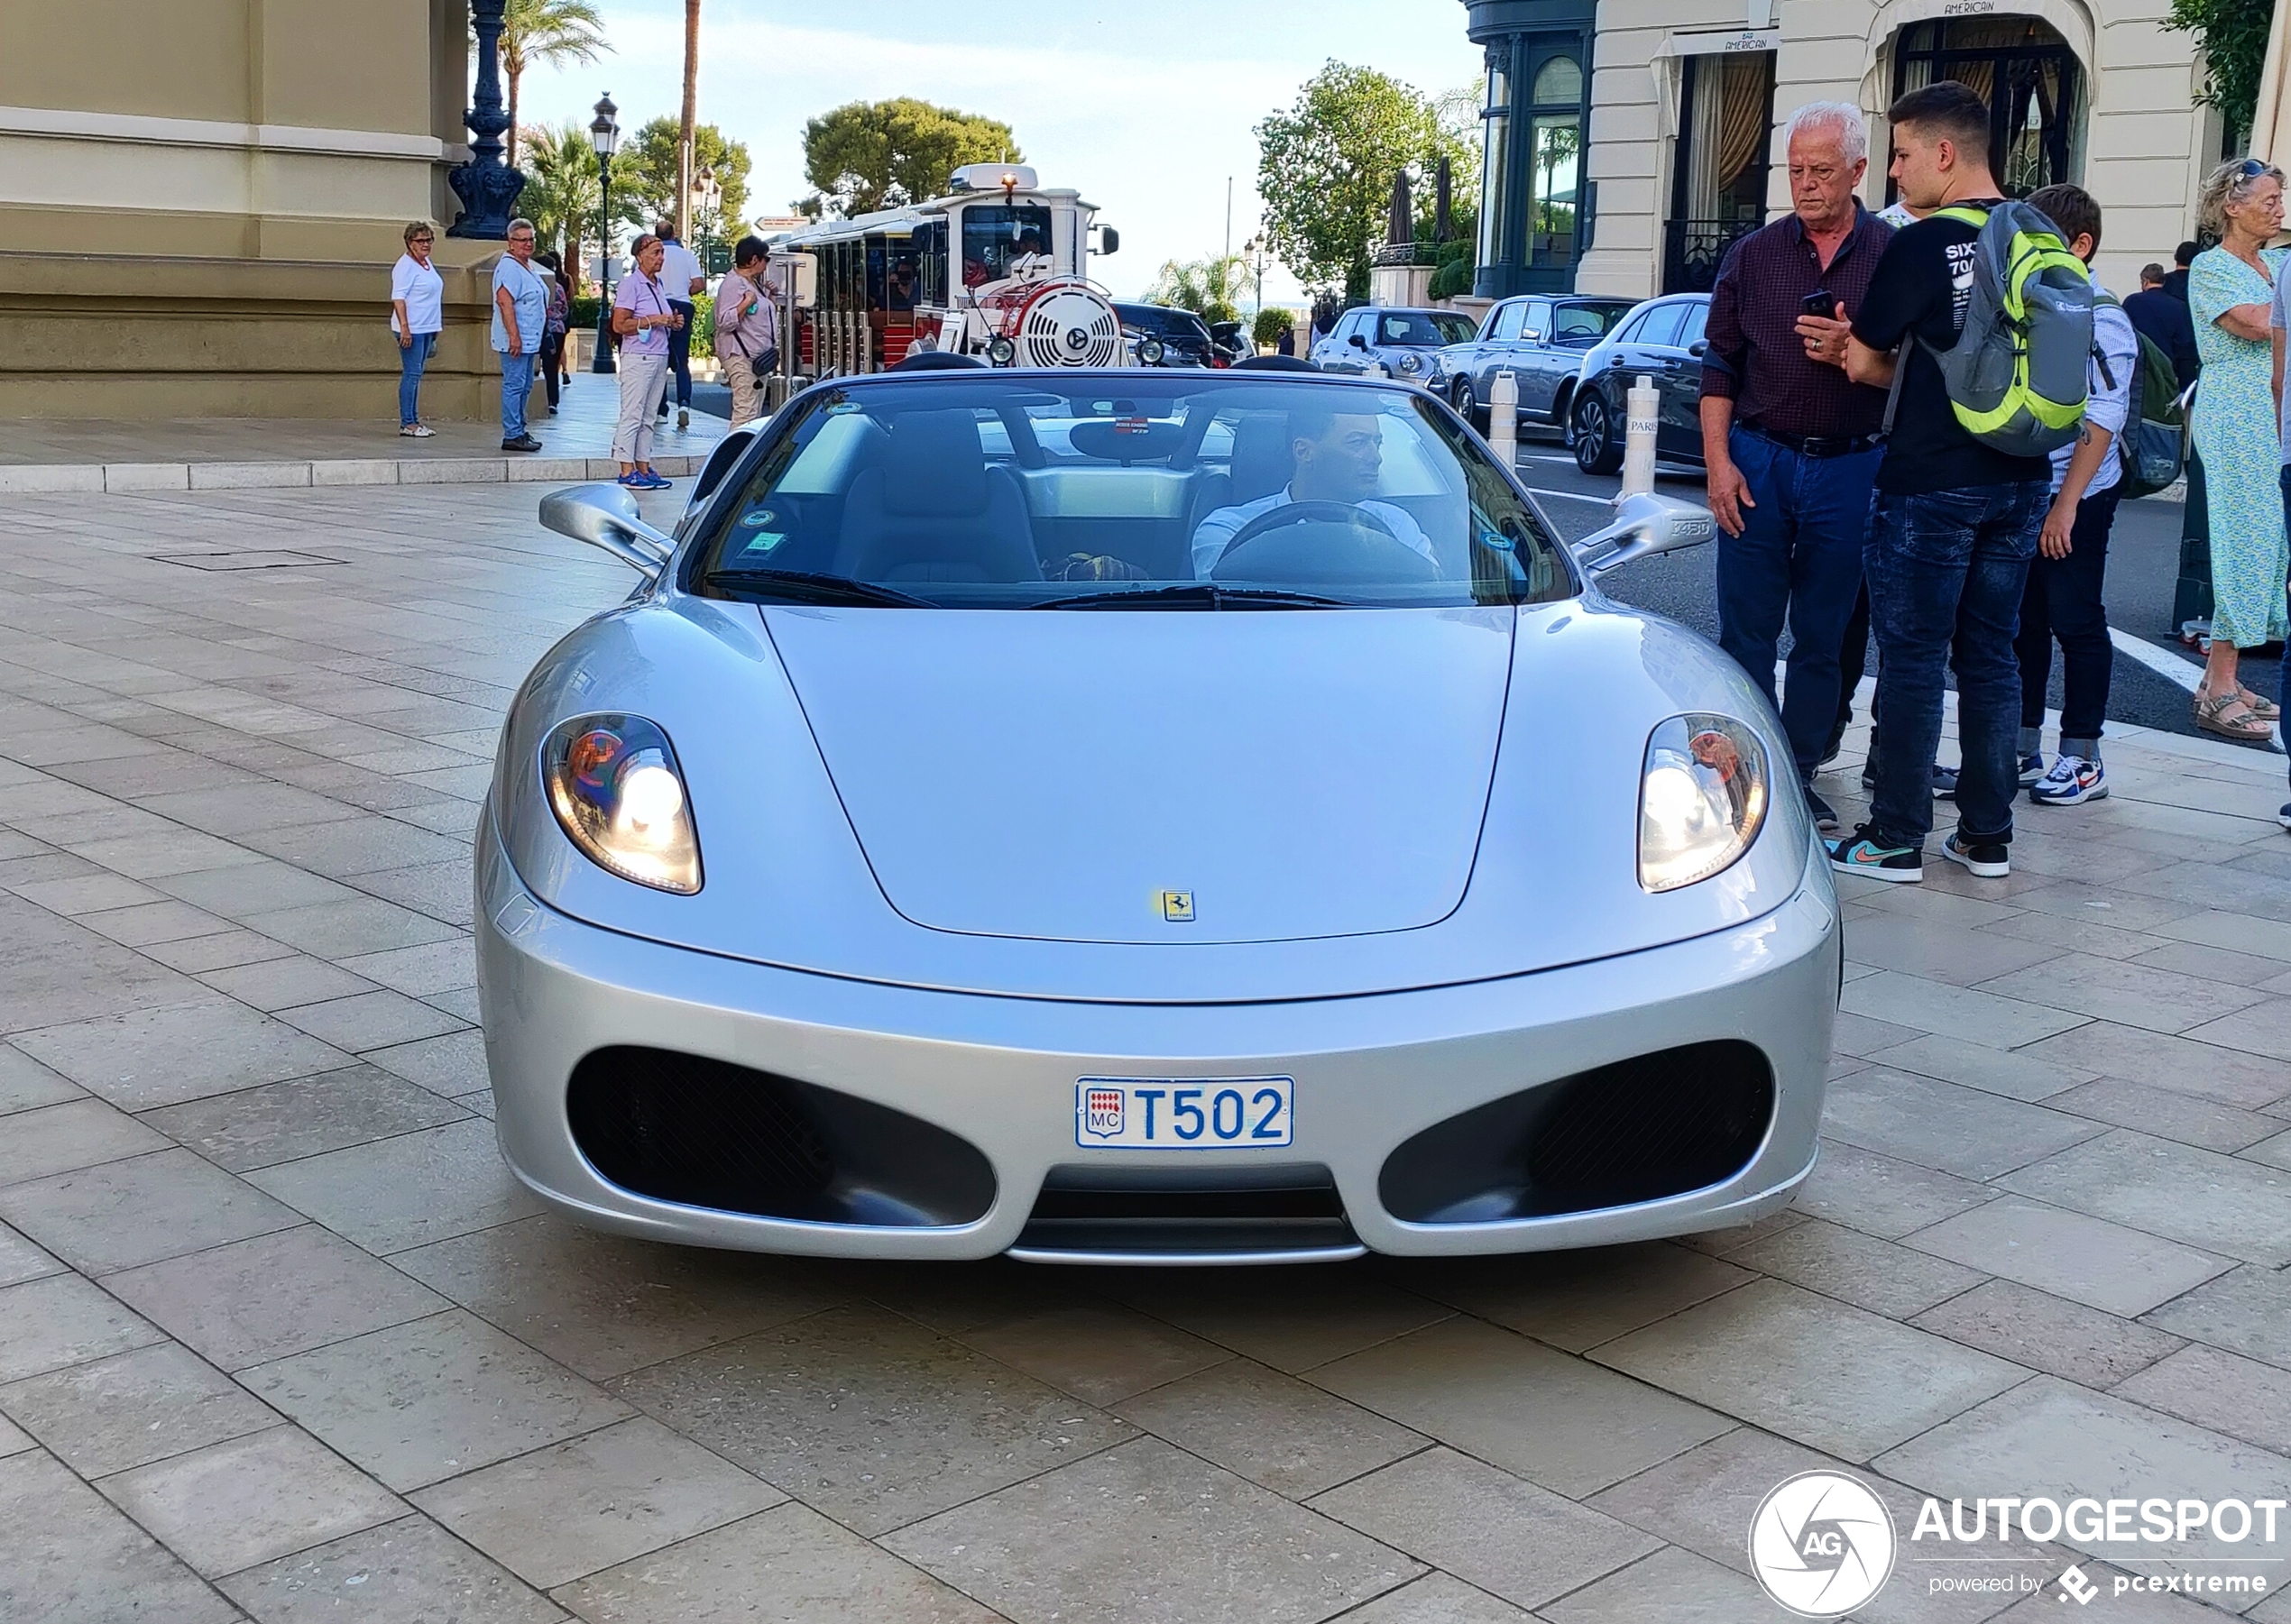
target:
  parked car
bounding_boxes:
[1437,296,1637,430]
[493,366,1832,1266]
[1568,293,1713,476]
[1312,306,1478,384]
[1114,302,1217,368]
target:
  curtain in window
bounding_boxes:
[1715,55,1768,195]
[1686,57,1726,222]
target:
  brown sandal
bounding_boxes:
[2240,688,2282,722]
[2194,691,2275,744]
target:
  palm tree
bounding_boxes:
[676,0,702,243]
[520,123,600,292]
[492,0,611,169]
[1147,254,1248,324]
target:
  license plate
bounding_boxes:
[1075,1078,1293,1149]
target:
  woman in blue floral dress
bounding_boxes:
[2189,159,2288,743]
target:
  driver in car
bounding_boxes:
[1191,407,1436,579]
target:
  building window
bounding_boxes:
[1663,50,1776,293]
[1890,17,2083,198]
[1479,63,1512,272]
[1525,54,1584,271]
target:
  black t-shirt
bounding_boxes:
[1853,204,2054,495]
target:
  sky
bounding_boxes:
[511,0,1486,304]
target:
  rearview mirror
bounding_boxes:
[539,484,676,580]
[1571,492,1716,577]
[1523,329,1546,344]
[1348,334,1367,348]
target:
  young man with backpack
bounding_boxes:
[2014,183,2139,807]
[1830,81,2092,884]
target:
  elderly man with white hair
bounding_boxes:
[1698,100,1895,835]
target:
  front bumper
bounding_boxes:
[477,812,1839,1262]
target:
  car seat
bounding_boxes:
[835,410,1042,583]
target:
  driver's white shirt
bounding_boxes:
[1191,486,1436,580]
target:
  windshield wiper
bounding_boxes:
[1031,583,1351,610]
[700,568,935,608]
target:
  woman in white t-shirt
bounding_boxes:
[391,222,446,436]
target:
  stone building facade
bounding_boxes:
[1467,0,2242,307]
[0,0,513,418]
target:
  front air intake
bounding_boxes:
[1378,1041,1774,1224]
[1013,1164,1358,1261]
[566,1048,995,1227]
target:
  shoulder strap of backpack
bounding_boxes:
[1930,205,1992,230]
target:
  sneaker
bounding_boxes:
[2029,756,2108,806]
[501,435,542,453]
[1806,786,1841,834]
[678,407,691,430]
[1942,830,2010,878]
[1827,824,1923,884]
[615,471,649,489]
[638,471,674,490]
[1931,765,1958,801]
[2017,751,2047,787]
[400,424,436,438]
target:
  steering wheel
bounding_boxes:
[1211,500,1440,586]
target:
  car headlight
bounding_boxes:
[543,714,702,895]
[986,335,1017,367]
[1137,335,1166,365]
[1397,352,1422,373]
[1638,714,1768,893]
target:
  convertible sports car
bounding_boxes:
[480,367,1840,1265]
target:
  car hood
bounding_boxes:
[764,608,1513,945]
[494,596,1818,1004]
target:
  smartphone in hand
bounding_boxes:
[1801,290,1841,321]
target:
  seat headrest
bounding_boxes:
[1229,414,1295,504]
[879,410,989,517]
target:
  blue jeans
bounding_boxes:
[397,332,435,427]
[1716,428,1880,783]
[499,351,536,441]
[1864,482,2047,848]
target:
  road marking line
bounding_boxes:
[2109,627,2201,694]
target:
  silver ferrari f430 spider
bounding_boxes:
[479,367,1839,1265]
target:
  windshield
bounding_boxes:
[961,205,1053,288]
[1375,311,1477,347]
[693,377,1570,610]
[1552,302,1634,344]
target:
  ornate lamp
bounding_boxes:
[446,0,528,239]
[590,94,621,375]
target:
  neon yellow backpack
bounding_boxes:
[1884,202,2093,456]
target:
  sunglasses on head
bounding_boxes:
[2240,158,2275,180]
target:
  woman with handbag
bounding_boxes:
[713,236,777,428]
[537,252,571,415]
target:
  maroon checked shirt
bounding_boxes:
[1698,206,1894,442]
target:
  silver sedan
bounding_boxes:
[479,369,1839,1265]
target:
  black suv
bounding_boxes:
[1114,302,1218,368]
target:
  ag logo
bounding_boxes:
[1748,1472,1897,1617]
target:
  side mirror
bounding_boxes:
[1572,491,1716,577]
[1688,339,1709,358]
[1523,329,1546,344]
[1099,225,1120,256]
[1348,333,1367,349]
[539,483,676,580]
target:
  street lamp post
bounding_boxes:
[589,94,620,376]
[695,166,723,275]
[447,0,526,238]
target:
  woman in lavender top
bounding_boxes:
[612,234,683,489]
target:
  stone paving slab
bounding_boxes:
[1,482,2289,1620]
[0,374,731,492]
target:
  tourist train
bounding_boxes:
[768,164,1136,373]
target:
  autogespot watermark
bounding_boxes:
[1748,1473,2286,1616]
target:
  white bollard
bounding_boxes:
[1489,370,1519,464]
[1619,374,1660,499]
